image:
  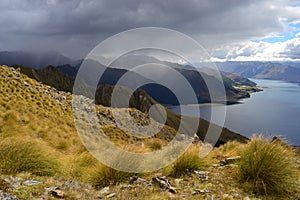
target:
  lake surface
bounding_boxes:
[168,79,300,145]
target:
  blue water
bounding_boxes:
[168,79,300,145]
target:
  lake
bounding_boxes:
[168,79,300,145]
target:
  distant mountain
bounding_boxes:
[109,54,162,69]
[44,58,259,104]
[5,52,259,105]
[0,51,79,69]
[279,61,300,69]
[217,61,300,84]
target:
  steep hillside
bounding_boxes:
[0,65,180,153]
[0,65,177,198]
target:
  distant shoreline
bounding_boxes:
[166,101,242,108]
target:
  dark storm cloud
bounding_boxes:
[0,0,299,58]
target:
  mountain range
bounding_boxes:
[0,51,79,69]
[2,51,299,84]
[217,61,300,84]
[10,53,260,106]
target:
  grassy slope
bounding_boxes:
[1,65,298,199]
[0,65,178,153]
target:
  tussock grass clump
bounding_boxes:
[237,136,300,195]
[169,145,204,178]
[90,164,133,189]
[0,138,59,176]
[65,151,99,181]
[209,141,242,160]
[147,140,162,150]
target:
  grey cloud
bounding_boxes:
[0,0,299,58]
[281,38,300,59]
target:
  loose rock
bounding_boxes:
[220,156,241,166]
[64,180,80,189]
[174,179,183,187]
[152,177,176,193]
[194,170,209,180]
[51,187,64,199]
[23,81,30,87]
[3,177,22,188]
[106,193,116,198]
[23,180,42,186]
[192,189,210,195]
[0,179,10,191]
[192,135,200,144]
[0,190,18,200]
[128,176,151,186]
[97,186,111,198]
[98,186,110,195]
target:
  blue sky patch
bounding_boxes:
[252,23,300,43]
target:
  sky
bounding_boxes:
[0,0,300,62]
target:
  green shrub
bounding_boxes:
[237,136,300,195]
[169,145,204,178]
[0,138,59,176]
